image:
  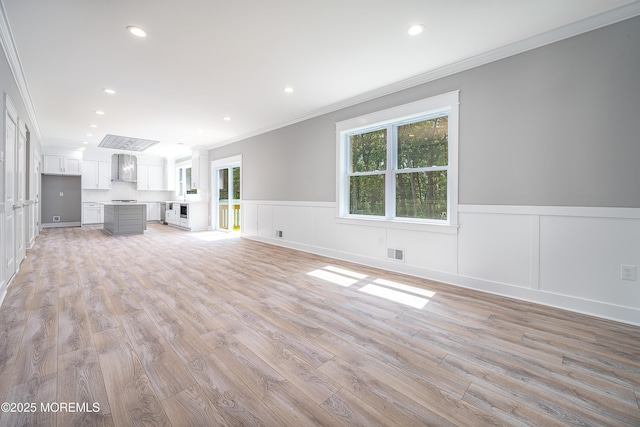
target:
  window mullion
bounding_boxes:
[386,124,396,219]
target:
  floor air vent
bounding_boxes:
[387,248,404,262]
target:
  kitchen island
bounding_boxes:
[102,202,147,235]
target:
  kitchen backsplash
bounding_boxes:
[83,181,175,202]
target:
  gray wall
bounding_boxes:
[211,16,640,208]
[41,175,81,224]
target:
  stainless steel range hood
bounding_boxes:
[111,154,137,183]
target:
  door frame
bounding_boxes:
[3,93,18,296]
[210,155,242,233]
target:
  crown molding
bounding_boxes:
[0,2,42,142]
[209,1,640,150]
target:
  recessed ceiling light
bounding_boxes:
[95,110,105,115]
[82,141,89,145]
[284,86,294,93]
[127,26,147,38]
[407,24,425,36]
[86,133,93,137]
[103,88,116,94]
[89,124,98,128]
[222,116,231,121]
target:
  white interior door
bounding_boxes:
[16,122,26,264]
[4,96,17,282]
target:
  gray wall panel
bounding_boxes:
[41,175,81,224]
[210,16,640,207]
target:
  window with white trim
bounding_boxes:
[336,91,459,225]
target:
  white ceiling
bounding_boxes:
[2,0,638,158]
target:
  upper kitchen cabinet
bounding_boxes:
[164,158,175,191]
[137,160,165,191]
[82,160,111,189]
[191,149,209,191]
[43,155,81,175]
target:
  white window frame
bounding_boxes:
[175,160,192,197]
[336,90,459,231]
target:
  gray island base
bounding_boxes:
[103,203,147,235]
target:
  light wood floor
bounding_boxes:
[0,224,639,426]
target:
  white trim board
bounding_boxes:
[459,204,640,219]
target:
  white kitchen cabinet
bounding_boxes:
[137,164,164,191]
[43,155,81,175]
[137,164,150,190]
[82,160,111,189]
[146,202,161,221]
[166,205,180,225]
[166,202,207,231]
[190,150,209,191]
[82,202,104,224]
[164,158,175,191]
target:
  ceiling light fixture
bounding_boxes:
[127,26,147,38]
[82,141,89,145]
[89,124,98,128]
[284,86,294,93]
[95,110,105,115]
[86,133,93,137]
[222,116,231,121]
[408,24,425,36]
[103,88,116,94]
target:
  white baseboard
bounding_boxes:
[42,222,81,228]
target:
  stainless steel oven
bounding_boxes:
[180,204,188,219]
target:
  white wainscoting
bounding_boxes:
[241,200,640,326]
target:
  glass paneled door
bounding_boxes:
[216,165,240,232]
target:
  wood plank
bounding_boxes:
[161,384,228,427]
[187,354,286,426]
[441,353,640,426]
[118,310,194,400]
[200,329,342,426]
[11,277,58,389]
[57,346,114,427]
[94,328,170,427]
[211,313,341,405]
[0,373,57,427]
[82,286,119,334]
[0,278,35,401]
[58,290,92,355]
[318,356,458,426]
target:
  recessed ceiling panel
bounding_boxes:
[98,134,160,151]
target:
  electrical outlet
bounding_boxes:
[621,264,636,281]
[53,216,60,222]
[275,230,283,238]
[59,192,64,197]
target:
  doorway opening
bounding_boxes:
[212,156,241,233]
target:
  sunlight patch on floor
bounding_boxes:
[373,278,436,298]
[306,265,435,309]
[187,231,241,241]
[307,269,359,287]
[359,283,429,309]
